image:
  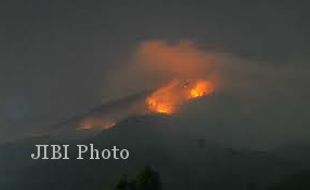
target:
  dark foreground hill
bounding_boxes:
[0,114,308,190]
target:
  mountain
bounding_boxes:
[273,142,310,169]
[0,114,302,190]
[1,92,309,190]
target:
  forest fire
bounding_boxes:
[189,79,214,98]
[136,40,218,115]
[146,78,214,115]
[79,118,116,130]
[77,40,218,130]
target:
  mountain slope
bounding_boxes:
[0,114,301,190]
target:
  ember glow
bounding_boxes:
[137,40,218,115]
[79,118,116,130]
[77,40,219,130]
[189,79,214,98]
[146,78,214,115]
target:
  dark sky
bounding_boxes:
[0,0,309,143]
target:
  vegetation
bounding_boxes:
[114,166,161,190]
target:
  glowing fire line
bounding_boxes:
[79,118,116,130]
[78,78,214,130]
[146,78,214,115]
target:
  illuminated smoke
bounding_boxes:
[136,40,218,114]
[80,40,219,130]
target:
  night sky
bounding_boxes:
[0,0,309,145]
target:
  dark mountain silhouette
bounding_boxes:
[50,90,150,129]
[1,93,309,190]
[273,142,310,169]
[0,113,306,190]
[268,170,310,190]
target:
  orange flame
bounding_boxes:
[189,79,214,99]
[79,118,116,130]
[146,79,214,115]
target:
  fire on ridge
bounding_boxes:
[79,78,215,130]
[79,40,218,129]
[146,78,214,115]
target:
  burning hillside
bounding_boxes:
[139,40,218,115]
[146,78,214,115]
[78,78,214,130]
[80,118,116,130]
[77,40,219,130]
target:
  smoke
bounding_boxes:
[2,38,306,148]
[107,39,303,99]
[83,39,310,147]
[88,39,221,128]
[135,40,218,79]
[104,40,221,101]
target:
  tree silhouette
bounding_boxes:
[114,166,161,190]
[115,175,130,190]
